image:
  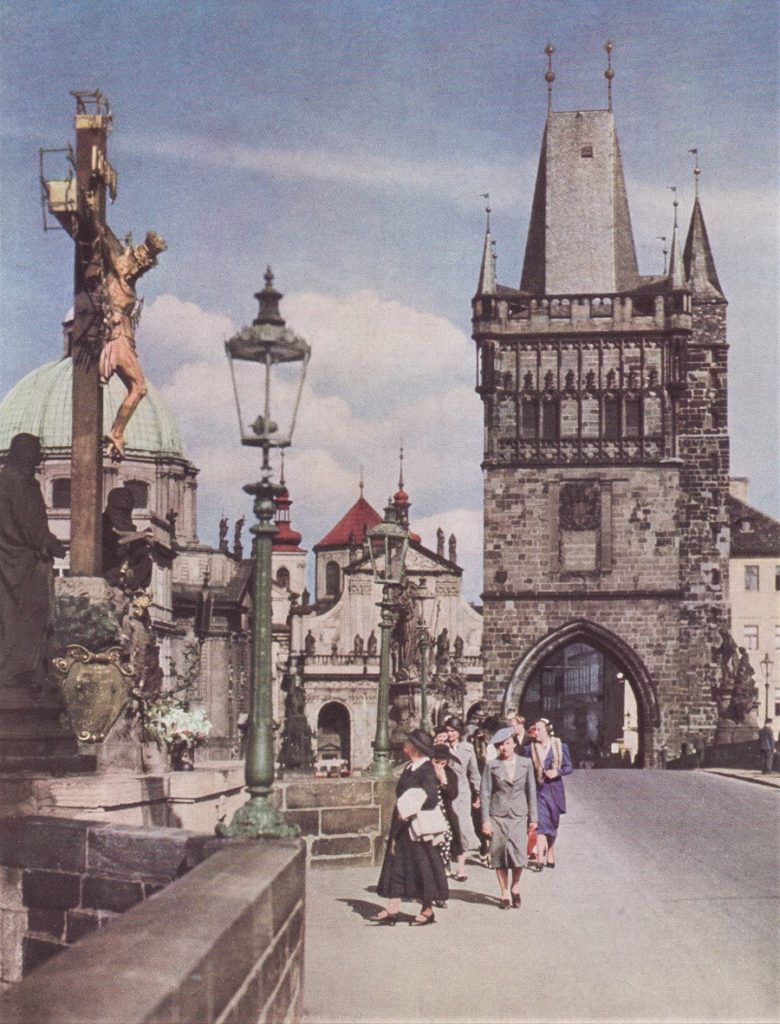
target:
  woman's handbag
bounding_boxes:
[409,806,447,842]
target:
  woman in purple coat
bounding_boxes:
[525,718,572,868]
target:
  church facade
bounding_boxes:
[473,100,731,765]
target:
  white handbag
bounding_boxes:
[408,806,447,841]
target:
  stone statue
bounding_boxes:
[391,576,418,678]
[436,527,445,559]
[218,516,229,553]
[94,210,167,461]
[729,647,758,723]
[367,630,378,656]
[454,634,464,660]
[353,633,364,656]
[435,627,450,671]
[233,517,245,561]
[165,509,178,541]
[448,533,457,563]
[0,434,66,687]
[279,666,314,770]
[101,486,153,593]
[712,628,741,717]
[304,630,316,656]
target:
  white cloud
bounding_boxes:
[122,133,530,211]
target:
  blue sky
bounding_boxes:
[1,0,777,599]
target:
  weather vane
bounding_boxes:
[544,43,556,113]
[668,185,679,229]
[480,192,491,232]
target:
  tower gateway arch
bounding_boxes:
[472,69,729,766]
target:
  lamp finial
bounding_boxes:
[544,42,556,113]
[604,39,615,111]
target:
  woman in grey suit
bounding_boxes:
[480,726,538,909]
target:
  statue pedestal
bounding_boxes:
[714,720,760,745]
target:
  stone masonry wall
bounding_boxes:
[0,817,305,1024]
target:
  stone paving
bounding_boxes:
[303,770,779,1024]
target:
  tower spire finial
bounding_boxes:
[359,464,364,498]
[689,148,700,197]
[657,236,668,275]
[280,449,286,487]
[480,192,491,233]
[668,186,679,230]
[544,43,556,114]
[398,441,404,490]
[604,40,615,111]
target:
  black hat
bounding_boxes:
[444,716,464,734]
[432,743,461,765]
[404,728,436,757]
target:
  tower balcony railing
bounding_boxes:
[473,291,691,333]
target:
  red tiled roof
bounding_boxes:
[314,496,382,550]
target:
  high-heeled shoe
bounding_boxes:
[369,911,398,926]
[409,913,435,926]
[511,893,522,908]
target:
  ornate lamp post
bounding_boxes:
[415,578,436,733]
[761,654,773,721]
[217,268,310,839]
[366,501,409,778]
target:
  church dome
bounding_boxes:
[0,358,187,460]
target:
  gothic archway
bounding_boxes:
[316,701,351,770]
[502,620,659,767]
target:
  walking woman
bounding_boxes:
[480,726,537,908]
[525,717,572,868]
[443,716,481,879]
[430,742,463,886]
[372,729,449,927]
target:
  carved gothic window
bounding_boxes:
[521,397,538,438]
[604,395,619,440]
[624,396,641,438]
[541,398,559,440]
[559,483,601,531]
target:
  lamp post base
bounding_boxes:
[366,753,395,779]
[216,795,300,839]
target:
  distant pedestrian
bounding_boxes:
[480,725,538,909]
[372,729,448,927]
[758,720,776,774]
[443,716,482,879]
[525,718,572,868]
[510,715,526,752]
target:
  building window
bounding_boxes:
[126,480,149,509]
[51,478,71,509]
[775,624,780,651]
[775,566,780,591]
[521,397,538,438]
[745,565,760,591]
[624,396,641,438]
[276,567,290,590]
[743,625,759,651]
[325,560,340,598]
[603,396,619,440]
[580,145,593,158]
[541,398,559,441]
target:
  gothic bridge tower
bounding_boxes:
[473,60,729,765]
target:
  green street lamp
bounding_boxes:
[415,578,436,734]
[217,268,310,839]
[366,500,409,778]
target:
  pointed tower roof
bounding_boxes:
[683,198,724,299]
[520,110,639,295]
[476,202,496,295]
[314,495,383,551]
[273,461,304,552]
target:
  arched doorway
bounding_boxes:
[316,701,351,771]
[503,620,658,767]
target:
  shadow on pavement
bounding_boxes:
[338,897,391,921]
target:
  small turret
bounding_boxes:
[684,197,724,300]
[476,198,496,295]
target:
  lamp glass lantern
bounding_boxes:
[367,503,409,586]
[225,326,310,451]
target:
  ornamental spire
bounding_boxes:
[476,193,496,295]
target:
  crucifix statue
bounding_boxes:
[41,91,166,574]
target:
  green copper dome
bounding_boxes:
[0,358,187,459]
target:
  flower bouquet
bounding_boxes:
[142,694,212,770]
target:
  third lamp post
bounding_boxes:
[366,500,409,778]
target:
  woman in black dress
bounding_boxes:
[372,729,449,927]
[430,741,462,902]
